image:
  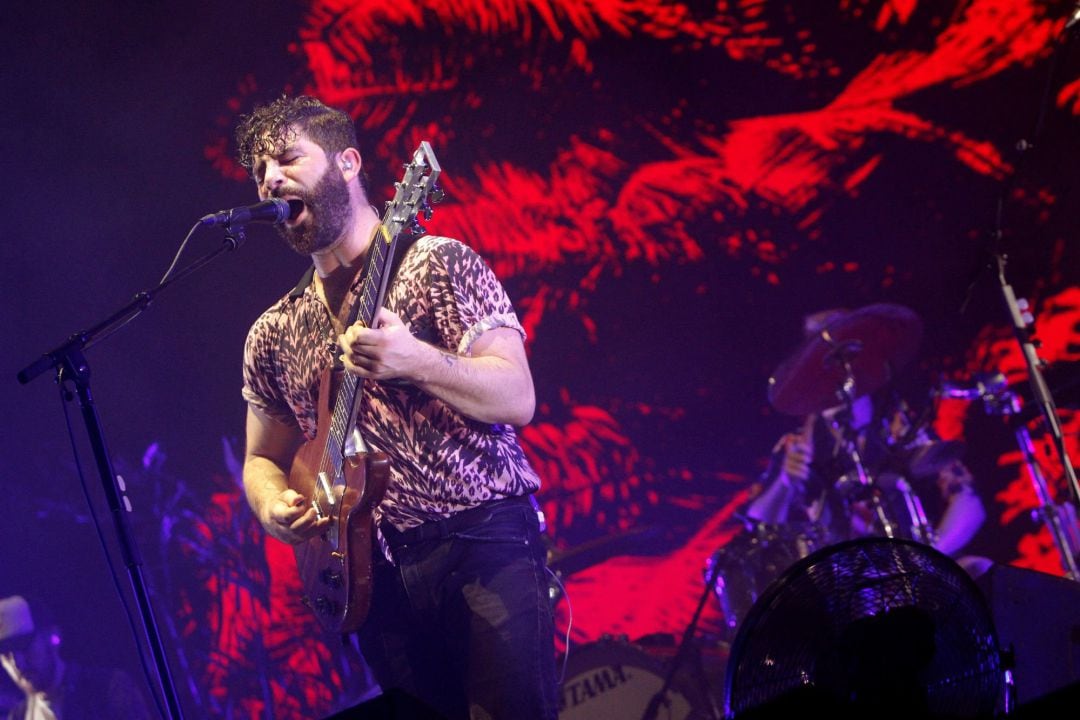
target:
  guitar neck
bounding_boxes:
[331,225,400,451]
[348,224,398,329]
[328,140,442,456]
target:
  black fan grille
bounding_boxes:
[723,538,1003,719]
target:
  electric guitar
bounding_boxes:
[288,141,443,633]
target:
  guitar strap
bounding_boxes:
[287,232,419,357]
[343,229,419,328]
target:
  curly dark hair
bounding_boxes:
[234,95,359,175]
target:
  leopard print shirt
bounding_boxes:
[241,235,541,530]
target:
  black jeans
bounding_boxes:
[356,496,558,720]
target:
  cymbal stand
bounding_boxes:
[983,386,1080,580]
[640,557,724,720]
[893,476,935,546]
[823,339,896,540]
[881,407,937,545]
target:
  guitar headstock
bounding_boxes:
[381,140,444,239]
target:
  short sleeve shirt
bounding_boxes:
[241,235,541,530]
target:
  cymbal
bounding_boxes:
[767,303,923,416]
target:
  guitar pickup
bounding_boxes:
[317,471,337,508]
[320,567,344,589]
[344,427,369,456]
[312,595,339,617]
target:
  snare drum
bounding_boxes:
[558,638,706,720]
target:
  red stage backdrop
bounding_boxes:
[3,1,1078,718]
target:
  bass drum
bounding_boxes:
[558,638,711,720]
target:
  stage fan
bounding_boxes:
[722,537,1005,719]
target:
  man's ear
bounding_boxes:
[339,148,361,179]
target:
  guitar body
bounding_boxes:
[289,364,390,633]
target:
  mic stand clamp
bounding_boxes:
[223,223,245,251]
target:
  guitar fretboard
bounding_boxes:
[327,226,396,467]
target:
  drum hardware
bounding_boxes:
[984,246,1080,579]
[545,525,662,578]
[888,395,968,479]
[960,379,1080,580]
[707,542,751,639]
[825,347,898,540]
[892,475,936,546]
[766,303,923,417]
[637,558,726,720]
[557,637,709,720]
[766,304,925,543]
[904,439,966,479]
[879,399,975,545]
[544,526,662,609]
[706,522,828,639]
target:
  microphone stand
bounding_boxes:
[968,12,1080,579]
[16,223,249,720]
[994,255,1080,579]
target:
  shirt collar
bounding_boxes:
[288,266,317,299]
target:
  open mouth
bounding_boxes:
[282,198,306,226]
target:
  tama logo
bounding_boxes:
[558,665,632,710]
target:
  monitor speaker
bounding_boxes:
[973,563,1080,706]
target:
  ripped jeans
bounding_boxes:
[356,496,558,720]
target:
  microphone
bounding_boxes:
[199,198,302,227]
[935,372,1008,400]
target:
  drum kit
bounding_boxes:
[555,302,1080,719]
[712,303,957,636]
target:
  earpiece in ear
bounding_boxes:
[342,161,353,171]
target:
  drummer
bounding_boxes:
[746,308,987,568]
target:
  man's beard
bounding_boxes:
[274,165,352,255]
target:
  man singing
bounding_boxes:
[236,95,557,720]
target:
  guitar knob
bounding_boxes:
[320,568,344,588]
[313,595,339,617]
